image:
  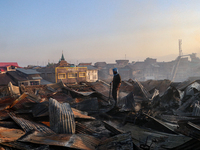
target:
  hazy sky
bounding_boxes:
[1,0,200,67]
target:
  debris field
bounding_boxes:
[0,79,200,150]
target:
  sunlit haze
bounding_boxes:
[1,0,200,67]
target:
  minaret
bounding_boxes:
[57,51,69,67]
[61,50,65,61]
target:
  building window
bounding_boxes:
[19,81,28,86]
[58,73,66,79]
[30,81,40,85]
[68,72,77,78]
[79,72,86,77]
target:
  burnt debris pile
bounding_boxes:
[0,79,200,149]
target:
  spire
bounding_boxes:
[57,51,69,67]
[61,51,65,61]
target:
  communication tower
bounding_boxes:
[179,39,182,56]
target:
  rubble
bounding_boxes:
[19,131,100,150]
[0,79,200,149]
[49,98,75,134]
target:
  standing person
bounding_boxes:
[110,68,121,107]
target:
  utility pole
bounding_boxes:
[179,39,182,56]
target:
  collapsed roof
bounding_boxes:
[0,79,199,149]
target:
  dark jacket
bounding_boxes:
[112,74,121,90]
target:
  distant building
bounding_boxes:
[127,55,200,82]
[79,63,92,66]
[37,53,88,84]
[190,53,200,62]
[55,66,87,84]
[118,65,132,80]
[94,62,107,69]
[116,60,129,66]
[144,57,157,64]
[0,62,20,74]
[97,63,115,81]
[96,60,131,81]
[128,62,145,80]
[172,57,191,82]
[7,68,42,86]
[96,60,132,81]
[78,64,98,82]
[56,53,70,67]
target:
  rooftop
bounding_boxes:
[16,68,41,75]
[0,62,19,67]
[0,74,16,86]
[7,71,28,81]
[78,65,97,70]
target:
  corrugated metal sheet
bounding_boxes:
[75,122,96,135]
[0,96,15,110]
[158,115,197,124]
[183,82,200,98]
[140,80,172,96]
[9,112,55,135]
[46,81,66,92]
[72,108,95,120]
[32,100,95,120]
[135,79,151,100]
[3,91,40,111]
[19,131,100,150]
[177,80,197,91]
[73,91,95,96]
[50,92,73,103]
[192,103,200,116]
[118,91,135,112]
[103,121,123,135]
[176,93,200,115]
[104,120,192,149]
[173,139,200,150]
[4,93,28,110]
[7,71,29,81]
[32,101,49,117]
[49,98,75,134]
[0,127,24,143]
[143,113,177,134]
[76,97,98,113]
[2,141,49,150]
[12,97,36,111]
[0,121,20,129]
[119,80,143,97]
[86,81,110,97]
[16,68,41,75]
[188,121,200,130]
[176,120,200,141]
[63,82,115,113]
[64,85,96,97]
[98,132,134,150]
[0,110,10,121]
[26,93,41,102]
